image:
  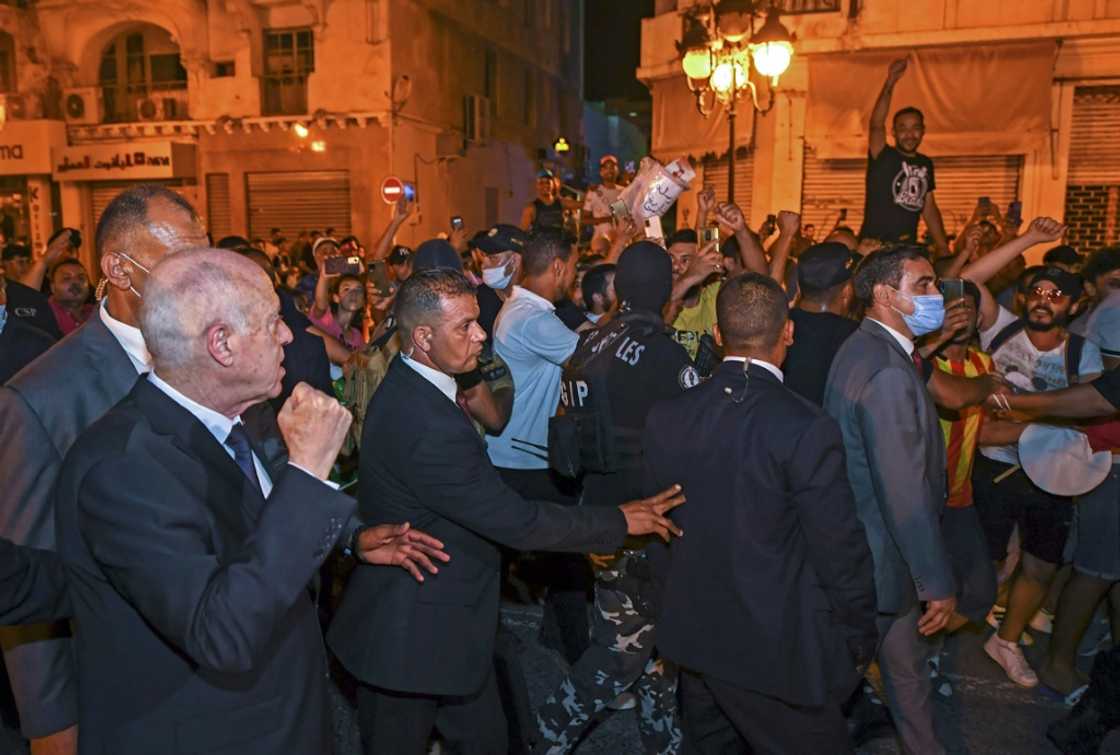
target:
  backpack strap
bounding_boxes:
[1065,333,1086,384]
[987,319,1025,355]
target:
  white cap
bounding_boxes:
[1019,424,1113,497]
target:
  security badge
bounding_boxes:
[679,365,701,390]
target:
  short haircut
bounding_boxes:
[236,246,273,271]
[667,229,698,247]
[216,235,253,251]
[893,107,925,126]
[140,248,266,371]
[521,231,573,277]
[49,258,85,278]
[395,268,476,337]
[853,244,929,305]
[581,263,616,307]
[715,273,789,351]
[95,184,197,263]
[1083,246,1120,283]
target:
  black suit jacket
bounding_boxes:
[6,279,62,340]
[0,540,70,626]
[54,378,355,755]
[0,315,55,384]
[274,288,333,410]
[328,357,627,697]
[644,361,878,707]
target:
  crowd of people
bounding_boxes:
[0,57,1118,755]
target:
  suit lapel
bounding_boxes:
[860,319,912,366]
[388,357,482,441]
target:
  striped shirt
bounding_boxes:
[934,348,994,508]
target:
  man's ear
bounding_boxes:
[783,318,795,347]
[206,323,234,367]
[411,324,434,355]
[100,251,133,292]
[712,323,724,349]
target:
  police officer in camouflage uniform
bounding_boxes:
[535,241,700,755]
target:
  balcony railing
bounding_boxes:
[102,84,189,123]
[775,0,841,12]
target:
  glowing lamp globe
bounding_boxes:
[682,47,712,80]
[710,60,747,95]
[751,40,793,79]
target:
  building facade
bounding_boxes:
[0,0,582,269]
[641,0,1120,257]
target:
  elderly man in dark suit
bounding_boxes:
[824,245,957,755]
[53,248,446,754]
[0,184,209,754]
[644,273,878,754]
[328,268,687,755]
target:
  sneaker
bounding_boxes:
[1030,608,1055,635]
[984,634,1039,688]
[985,605,1034,646]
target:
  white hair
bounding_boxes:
[139,248,268,371]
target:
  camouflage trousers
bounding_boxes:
[534,550,681,755]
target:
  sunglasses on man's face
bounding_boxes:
[1027,286,1069,302]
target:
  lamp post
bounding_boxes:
[678,2,794,203]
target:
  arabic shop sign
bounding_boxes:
[51,142,197,181]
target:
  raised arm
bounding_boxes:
[695,186,716,231]
[768,211,801,283]
[870,59,908,159]
[714,202,768,276]
[921,194,950,258]
[960,217,1065,287]
[370,199,414,262]
[19,231,76,291]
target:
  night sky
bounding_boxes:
[584,0,655,102]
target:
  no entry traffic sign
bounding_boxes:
[381,176,414,204]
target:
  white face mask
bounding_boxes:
[481,263,513,290]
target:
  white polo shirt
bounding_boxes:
[487,286,580,470]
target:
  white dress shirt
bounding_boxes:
[99,299,152,373]
[866,317,915,356]
[722,356,784,383]
[401,352,458,404]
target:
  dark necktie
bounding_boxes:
[224,423,262,494]
[912,350,924,373]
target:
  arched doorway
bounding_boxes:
[98,23,187,122]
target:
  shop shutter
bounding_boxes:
[246,170,351,241]
[1069,87,1120,185]
[701,155,753,220]
[205,173,231,241]
[90,180,190,231]
[800,151,1020,241]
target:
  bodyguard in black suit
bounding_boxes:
[644,273,878,754]
[328,268,687,755]
[54,249,446,755]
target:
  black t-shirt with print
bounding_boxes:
[860,145,936,244]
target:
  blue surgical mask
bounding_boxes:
[481,264,513,291]
[892,290,945,336]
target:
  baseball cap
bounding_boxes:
[2,243,30,261]
[1043,245,1083,269]
[474,224,528,255]
[387,245,412,265]
[413,239,463,273]
[599,154,619,166]
[311,237,339,255]
[1028,266,1084,299]
[797,242,856,293]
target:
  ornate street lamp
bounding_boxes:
[677,1,794,201]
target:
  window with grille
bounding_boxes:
[263,28,315,116]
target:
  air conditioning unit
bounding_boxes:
[464,94,491,145]
[63,87,103,125]
[0,94,27,122]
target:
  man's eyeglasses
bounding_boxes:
[1027,287,1068,302]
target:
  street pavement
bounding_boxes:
[4,604,1119,754]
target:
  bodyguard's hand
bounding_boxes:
[918,596,957,636]
[619,484,686,543]
[357,522,450,582]
[278,383,352,480]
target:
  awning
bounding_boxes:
[805,41,1057,159]
[650,75,756,163]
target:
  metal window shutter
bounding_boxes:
[205,173,231,241]
[1069,87,1120,185]
[929,155,1021,235]
[701,156,753,219]
[246,170,350,241]
[800,153,864,238]
[800,152,1020,239]
[90,180,187,231]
